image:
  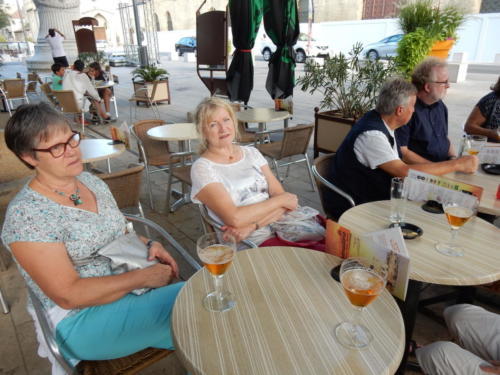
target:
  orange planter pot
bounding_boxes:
[429,39,455,59]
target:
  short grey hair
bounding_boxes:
[412,57,447,91]
[376,77,417,115]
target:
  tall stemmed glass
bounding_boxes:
[197,232,236,312]
[335,257,387,349]
[463,134,487,156]
[435,197,478,257]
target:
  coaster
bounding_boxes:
[481,164,500,175]
[389,222,423,240]
[330,265,340,282]
[421,200,444,214]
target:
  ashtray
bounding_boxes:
[421,200,444,214]
[389,222,423,240]
[481,164,500,175]
[330,265,340,282]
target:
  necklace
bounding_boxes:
[54,186,83,206]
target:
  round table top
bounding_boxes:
[444,169,500,216]
[236,107,290,123]
[339,200,500,286]
[80,139,125,163]
[173,246,405,375]
[146,123,198,142]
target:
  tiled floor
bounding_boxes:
[0,58,499,374]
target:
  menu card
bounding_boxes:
[479,145,500,164]
[110,122,131,148]
[405,170,482,209]
[325,220,410,301]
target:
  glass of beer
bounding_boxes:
[197,232,236,312]
[435,198,478,257]
[463,134,487,156]
[335,257,387,349]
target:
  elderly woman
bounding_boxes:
[464,76,500,142]
[190,97,300,245]
[1,103,182,370]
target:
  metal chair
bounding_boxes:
[27,214,201,375]
[312,153,355,220]
[165,150,195,214]
[0,286,9,314]
[40,83,59,107]
[1,79,29,115]
[131,119,185,210]
[51,90,87,133]
[26,72,43,100]
[97,164,147,218]
[256,124,316,191]
[129,81,162,121]
[198,204,257,249]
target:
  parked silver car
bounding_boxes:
[362,34,403,60]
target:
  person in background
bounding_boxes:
[88,62,113,119]
[464,76,500,142]
[416,304,500,375]
[45,28,68,67]
[1,103,182,373]
[50,63,65,91]
[326,77,478,220]
[63,60,114,123]
[396,57,456,163]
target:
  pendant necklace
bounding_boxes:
[54,186,83,206]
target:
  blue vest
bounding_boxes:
[326,110,401,219]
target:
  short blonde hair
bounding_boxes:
[194,97,240,153]
[412,57,447,91]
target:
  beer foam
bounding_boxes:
[198,244,234,264]
[342,269,382,291]
[445,206,473,218]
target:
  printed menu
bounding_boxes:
[325,220,410,301]
[110,122,131,149]
[479,145,500,164]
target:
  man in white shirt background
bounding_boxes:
[45,28,68,67]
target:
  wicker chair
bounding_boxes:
[97,165,146,218]
[129,81,162,121]
[27,214,201,375]
[312,153,355,220]
[26,72,43,100]
[165,151,195,214]
[51,90,88,133]
[40,83,59,107]
[1,79,29,115]
[131,119,188,211]
[256,124,316,190]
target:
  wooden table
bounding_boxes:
[173,247,405,375]
[444,169,500,216]
[339,200,500,372]
[80,138,125,173]
[236,108,290,132]
[147,123,197,211]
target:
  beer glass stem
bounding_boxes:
[449,228,459,245]
[214,274,224,304]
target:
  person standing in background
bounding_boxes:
[45,28,68,67]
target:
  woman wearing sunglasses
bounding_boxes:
[1,103,182,371]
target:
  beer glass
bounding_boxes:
[389,177,406,226]
[435,198,478,257]
[197,232,236,312]
[335,257,387,349]
[463,135,487,156]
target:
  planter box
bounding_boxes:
[313,108,355,158]
[429,40,455,60]
[132,79,171,106]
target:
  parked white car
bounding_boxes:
[259,33,331,63]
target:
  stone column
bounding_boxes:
[26,0,80,72]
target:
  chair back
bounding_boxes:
[98,165,144,210]
[51,90,81,113]
[312,153,355,220]
[132,119,171,166]
[40,83,59,106]
[3,79,25,99]
[279,124,314,158]
[26,73,42,93]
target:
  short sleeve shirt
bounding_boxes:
[395,98,450,162]
[51,74,63,91]
[1,172,126,313]
[46,33,65,58]
[477,91,500,130]
[353,122,400,169]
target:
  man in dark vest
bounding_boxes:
[326,77,478,220]
[396,57,454,162]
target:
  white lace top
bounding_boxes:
[190,146,273,244]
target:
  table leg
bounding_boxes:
[396,279,423,374]
[284,118,289,128]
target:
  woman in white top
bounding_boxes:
[190,97,298,245]
[45,28,68,67]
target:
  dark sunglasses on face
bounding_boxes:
[32,131,81,158]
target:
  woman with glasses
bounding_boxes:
[1,103,182,371]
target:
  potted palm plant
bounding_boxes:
[298,43,398,157]
[131,65,171,105]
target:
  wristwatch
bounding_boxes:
[146,240,154,249]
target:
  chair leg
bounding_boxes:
[0,287,9,314]
[272,159,282,182]
[112,96,118,118]
[304,153,316,192]
[165,171,174,215]
[144,166,155,211]
[137,202,151,237]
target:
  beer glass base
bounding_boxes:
[435,243,464,257]
[202,291,236,312]
[334,321,372,349]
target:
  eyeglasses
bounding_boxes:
[33,131,81,158]
[430,80,449,86]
